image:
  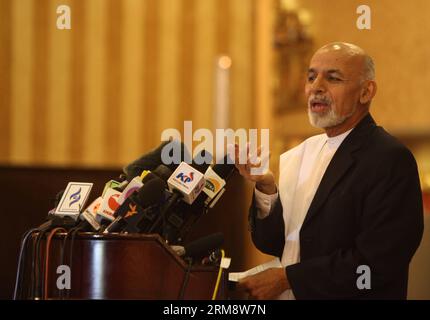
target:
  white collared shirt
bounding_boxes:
[254,128,353,299]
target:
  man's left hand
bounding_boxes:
[237,268,290,300]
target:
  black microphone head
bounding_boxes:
[192,149,213,173]
[137,177,165,207]
[123,140,190,181]
[118,173,128,182]
[52,189,65,208]
[212,154,237,180]
[153,164,173,183]
[141,172,157,184]
[184,232,224,259]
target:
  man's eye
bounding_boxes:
[307,75,315,82]
[328,76,342,82]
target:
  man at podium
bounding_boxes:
[235,42,423,300]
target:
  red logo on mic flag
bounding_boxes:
[108,194,120,211]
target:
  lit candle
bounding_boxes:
[214,55,231,130]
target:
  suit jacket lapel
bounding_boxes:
[302,113,377,227]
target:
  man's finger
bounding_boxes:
[236,281,245,291]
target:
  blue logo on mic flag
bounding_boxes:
[176,172,194,183]
[55,182,93,215]
[69,188,82,207]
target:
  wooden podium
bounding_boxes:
[22,233,227,300]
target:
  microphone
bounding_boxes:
[113,179,130,192]
[116,176,144,206]
[117,164,173,206]
[150,151,212,242]
[140,164,173,188]
[202,154,236,207]
[167,162,206,205]
[165,148,212,205]
[102,179,123,196]
[103,177,165,233]
[79,197,103,231]
[150,164,173,186]
[42,182,94,230]
[96,187,122,222]
[169,155,236,242]
[123,140,190,181]
[104,165,173,233]
[185,154,236,212]
[174,232,224,261]
[201,249,222,265]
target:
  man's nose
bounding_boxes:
[310,75,326,93]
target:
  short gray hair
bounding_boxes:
[363,54,375,80]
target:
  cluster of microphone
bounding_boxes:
[14,141,236,299]
[45,140,236,246]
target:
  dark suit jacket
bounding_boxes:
[249,114,424,299]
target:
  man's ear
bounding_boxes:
[360,80,377,104]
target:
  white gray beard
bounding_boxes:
[307,106,354,129]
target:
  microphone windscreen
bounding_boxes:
[153,164,173,183]
[123,140,190,181]
[137,177,165,207]
[184,232,224,259]
[141,172,157,184]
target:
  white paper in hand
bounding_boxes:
[228,258,283,282]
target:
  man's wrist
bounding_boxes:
[255,182,277,195]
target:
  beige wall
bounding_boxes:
[0,0,261,280]
[0,0,256,167]
[274,0,430,137]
